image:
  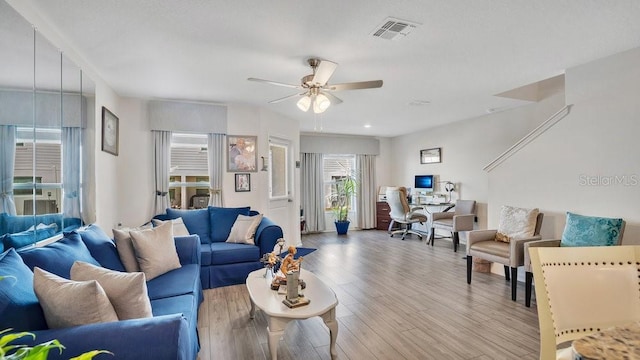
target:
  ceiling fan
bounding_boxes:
[248,58,383,114]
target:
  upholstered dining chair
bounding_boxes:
[429,199,476,252]
[466,205,543,302]
[385,187,428,240]
[523,212,625,307]
[529,245,640,360]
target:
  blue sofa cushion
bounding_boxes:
[18,232,100,279]
[209,242,260,265]
[2,223,58,249]
[146,264,201,301]
[74,225,126,272]
[561,212,624,247]
[208,206,250,243]
[166,208,211,244]
[0,249,47,331]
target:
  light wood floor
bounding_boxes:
[197,230,540,360]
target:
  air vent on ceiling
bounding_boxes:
[371,17,420,40]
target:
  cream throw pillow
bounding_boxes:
[71,261,152,320]
[33,267,118,329]
[113,228,141,272]
[129,221,181,280]
[495,205,540,243]
[151,217,190,236]
[226,214,263,245]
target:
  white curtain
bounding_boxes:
[0,125,17,215]
[356,154,376,229]
[207,133,225,206]
[153,130,172,214]
[300,152,326,232]
[62,127,81,219]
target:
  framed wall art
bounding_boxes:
[227,135,257,172]
[420,147,441,164]
[235,173,251,192]
[101,106,119,156]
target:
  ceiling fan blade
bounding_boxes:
[268,92,306,104]
[310,60,338,86]
[324,80,383,91]
[322,91,343,105]
[248,78,300,89]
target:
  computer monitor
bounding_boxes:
[414,175,434,192]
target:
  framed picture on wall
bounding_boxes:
[235,173,251,192]
[101,106,119,156]
[227,135,257,172]
[420,147,441,164]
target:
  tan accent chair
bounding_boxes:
[523,220,625,307]
[466,212,544,302]
[385,187,428,240]
[429,200,476,252]
[529,245,640,360]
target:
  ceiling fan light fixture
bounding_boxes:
[297,95,311,112]
[313,93,331,113]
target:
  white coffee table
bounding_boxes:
[246,268,339,360]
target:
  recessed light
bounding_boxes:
[364,124,372,128]
[408,100,431,106]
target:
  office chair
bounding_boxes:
[529,245,640,359]
[523,212,625,307]
[429,199,476,252]
[385,187,427,240]
[466,205,543,301]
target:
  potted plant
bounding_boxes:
[330,172,357,235]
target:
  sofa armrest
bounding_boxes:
[255,216,283,256]
[452,214,475,231]
[28,314,192,360]
[432,212,454,221]
[524,239,562,272]
[509,235,543,268]
[174,234,201,266]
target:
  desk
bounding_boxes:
[572,321,640,360]
[410,202,455,213]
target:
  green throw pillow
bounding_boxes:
[560,212,624,247]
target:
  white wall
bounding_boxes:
[489,47,640,243]
[389,92,566,230]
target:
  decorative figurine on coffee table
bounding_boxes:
[282,269,310,308]
[270,246,306,291]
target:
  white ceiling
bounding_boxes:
[17,0,640,137]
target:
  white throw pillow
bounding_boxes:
[226,214,263,245]
[113,228,141,272]
[33,267,118,329]
[151,217,190,236]
[495,205,540,243]
[129,221,182,280]
[71,261,152,320]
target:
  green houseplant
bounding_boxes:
[330,171,357,235]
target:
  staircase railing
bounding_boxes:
[483,104,573,172]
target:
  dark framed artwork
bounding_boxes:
[227,135,257,172]
[235,173,251,192]
[101,106,119,156]
[420,147,441,164]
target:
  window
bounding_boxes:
[323,155,356,211]
[13,127,62,215]
[168,133,210,209]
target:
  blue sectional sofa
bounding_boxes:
[154,206,283,289]
[0,224,202,360]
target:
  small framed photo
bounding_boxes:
[101,106,119,156]
[235,173,251,192]
[420,147,441,164]
[228,135,257,172]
